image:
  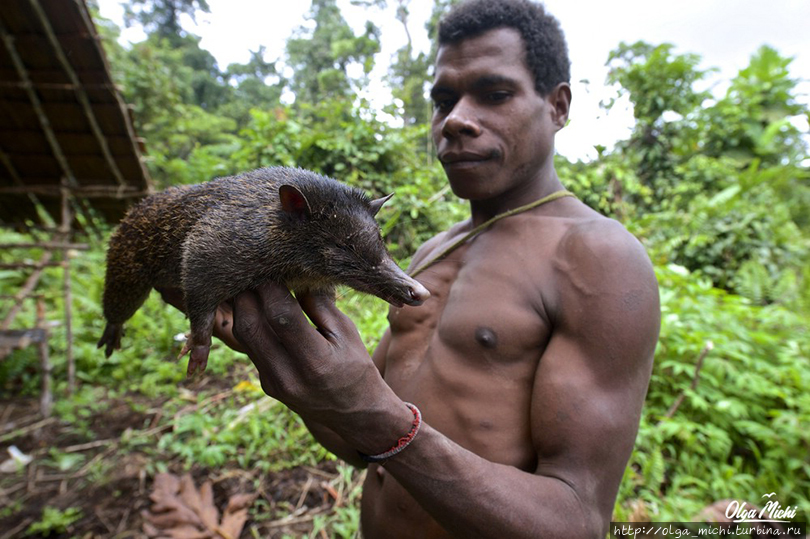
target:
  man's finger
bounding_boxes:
[255,281,322,348]
[232,289,283,360]
[297,290,358,343]
[212,301,244,352]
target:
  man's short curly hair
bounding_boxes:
[437,0,570,96]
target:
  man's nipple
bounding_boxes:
[474,326,498,349]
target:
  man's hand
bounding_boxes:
[229,282,369,414]
[230,282,414,455]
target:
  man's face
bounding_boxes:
[431,28,568,202]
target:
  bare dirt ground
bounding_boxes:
[0,370,362,538]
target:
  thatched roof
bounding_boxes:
[0,0,152,230]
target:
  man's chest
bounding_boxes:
[386,241,554,376]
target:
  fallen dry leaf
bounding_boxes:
[142,472,257,539]
[693,499,737,525]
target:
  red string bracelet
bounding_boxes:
[358,402,422,464]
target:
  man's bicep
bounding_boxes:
[529,329,654,526]
[530,225,660,519]
[530,330,651,475]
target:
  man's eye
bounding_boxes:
[433,98,455,111]
[488,91,512,103]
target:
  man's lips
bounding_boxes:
[439,151,494,167]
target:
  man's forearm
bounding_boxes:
[301,416,368,468]
[382,423,601,539]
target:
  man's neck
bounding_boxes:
[468,168,565,227]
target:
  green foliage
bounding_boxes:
[308,463,363,538]
[615,265,810,521]
[557,152,648,220]
[26,506,83,536]
[599,40,810,307]
[59,237,212,396]
[702,46,807,167]
[606,42,711,122]
[605,42,714,209]
[153,389,331,472]
[564,41,810,520]
[123,0,210,43]
[220,46,286,128]
[388,44,432,126]
[383,0,435,126]
[634,160,809,305]
[44,448,87,473]
[285,0,381,103]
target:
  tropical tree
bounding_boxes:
[285,0,381,104]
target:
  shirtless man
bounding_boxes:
[211,1,660,537]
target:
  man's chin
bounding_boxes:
[447,183,495,202]
[444,170,496,201]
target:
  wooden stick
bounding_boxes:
[60,179,76,394]
[0,184,150,199]
[0,242,89,250]
[0,250,53,331]
[0,80,120,90]
[0,482,25,500]
[115,506,132,535]
[37,298,52,417]
[0,417,56,444]
[0,517,33,539]
[63,439,115,453]
[0,262,62,270]
[0,411,42,433]
[295,476,314,511]
[0,403,14,426]
[0,148,54,226]
[0,20,77,193]
[663,341,714,419]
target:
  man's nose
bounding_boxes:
[441,98,482,139]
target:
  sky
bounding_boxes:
[96,0,810,162]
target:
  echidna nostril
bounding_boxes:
[406,282,430,305]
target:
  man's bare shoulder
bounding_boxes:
[550,210,660,345]
[545,201,652,275]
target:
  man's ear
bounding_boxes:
[548,82,572,131]
[279,184,312,220]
